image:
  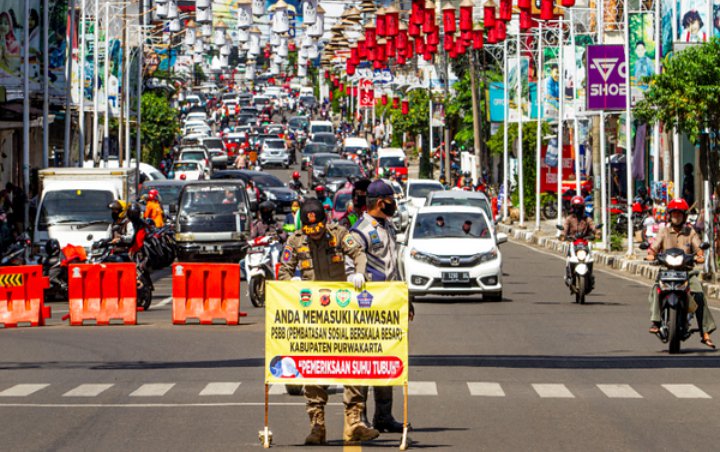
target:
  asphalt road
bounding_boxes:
[3,201,720,452]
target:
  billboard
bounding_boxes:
[629,13,657,105]
[586,45,627,111]
[0,0,42,93]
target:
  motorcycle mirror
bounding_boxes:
[700,241,711,250]
[87,234,94,241]
[555,225,564,231]
[638,242,650,250]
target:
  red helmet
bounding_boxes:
[667,198,689,214]
[315,185,325,192]
[292,171,300,180]
[570,195,584,206]
[148,189,159,201]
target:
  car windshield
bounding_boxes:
[141,185,184,205]
[203,139,223,150]
[429,197,492,220]
[179,185,247,215]
[413,212,490,239]
[180,151,205,161]
[251,173,284,188]
[174,162,200,171]
[289,117,308,128]
[311,124,333,133]
[334,193,352,212]
[344,146,367,155]
[304,144,328,154]
[314,134,335,144]
[38,190,114,227]
[409,182,443,198]
[379,156,405,168]
[313,155,336,168]
[265,139,285,149]
[327,164,361,178]
[253,97,270,105]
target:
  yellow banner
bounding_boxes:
[265,281,409,386]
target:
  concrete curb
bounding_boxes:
[498,223,720,299]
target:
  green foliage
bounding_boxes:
[634,38,720,143]
[131,92,180,167]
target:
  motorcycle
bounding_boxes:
[640,241,709,354]
[245,234,283,308]
[558,225,601,304]
[0,233,32,266]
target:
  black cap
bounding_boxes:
[367,180,394,198]
[353,178,371,193]
[300,198,327,226]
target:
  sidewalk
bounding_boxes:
[497,220,720,300]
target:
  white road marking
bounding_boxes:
[130,383,175,397]
[662,384,711,399]
[0,384,49,397]
[408,381,437,396]
[0,402,337,408]
[63,384,114,397]
[155,297,173,307]
[597,384,643,399]
[532,384,575,398]
[199,382,241,396]
[268,385,287,395]
[467,382,505,397]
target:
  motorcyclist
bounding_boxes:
[646,198,715,348]
[288,171,306,193]
[251,200,286,242]
[315,185,333,212]
[144,189,165,228]
[561,195,596,241]
[108,200,134,249]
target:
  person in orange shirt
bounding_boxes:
[144,189,164,228]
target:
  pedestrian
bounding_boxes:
[0,208,14,254]
[278,199,379,445]
[6,182,26,233]
[350,180,413,434]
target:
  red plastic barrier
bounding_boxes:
[172,263,240,325]
[68,263,137,326]
[0,265,50,328]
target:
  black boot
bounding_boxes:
[372,387,404,433]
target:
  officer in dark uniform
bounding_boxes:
[277,198,379,445]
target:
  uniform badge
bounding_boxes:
[331,254,343,263]
[329,235,338,247]
[307,212,316,223]
[369,230,382,247]
[300,259,312,269]
[343,235,357,247]
[298,246,309,253]
[281,245,292,263]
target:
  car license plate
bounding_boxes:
[202,245,221,254]
[442,272,470,283]
[660,270,687,280]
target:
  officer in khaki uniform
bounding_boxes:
[278,198,379,445]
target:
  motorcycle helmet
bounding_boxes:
[300,198,327,236]
[148,189,159,201]
[292,171,300,180]
[45,239,61,257]
[108,200,128,221]
[667,198,689,226]
[126,202,143,223]
[259,200,277,224]
[570,195,585,216]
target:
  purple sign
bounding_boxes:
[586,45,627,111]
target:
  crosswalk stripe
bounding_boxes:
[408,381,437,396]
[467,382,505,397]
[63,384,114,397]
[130,383,175,397]
[596,384,643,399]
[662,384,711,399]
[199,382,241,396]
[532,384,575,398]
[0,384,49,397]
[268,385,287,395]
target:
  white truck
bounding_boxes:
[34,168,138,249]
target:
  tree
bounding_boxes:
[131,91,180,166]
[634,38,720,184]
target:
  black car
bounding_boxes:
[311,133,339,153]
[211,170,298,213]
[308,152,340,188]
[174,181,251,262]
[319,159,365,194]
[140,179,189,215]
[301,142,334,169]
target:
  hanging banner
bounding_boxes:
[265,281,409,386]
[629,13,657,106]
[660,0,675,56]
[48,0,70,99]
[0,0,42,94]
[487,82,538,123]
[586,45,627,111]
[540,140,575,193]
[541,47,560,122]
[359,78,374,107]
[678,0,710,42]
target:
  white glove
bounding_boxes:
[348,273,366,291]
[291,277,301,281]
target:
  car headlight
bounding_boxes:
[665,254,683,267]
[477,248,498,263]
[576,249,588,261]
[175,233,195,242]
[410,248,435,264]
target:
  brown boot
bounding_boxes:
[343,404,380,443]
[304,408,326,445]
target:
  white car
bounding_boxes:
[398,206,507,302]
[185,111,207,123]
[404,179,445,217]
[173,160,205,181]
[259,138,290,168]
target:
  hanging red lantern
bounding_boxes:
[386,38,396,59]
[455,34,466,55]
[483,0,496,29]
[498,0,512,21]
[373,60,384,70]
[427,43,438,53]
[472,24,484,49]
[347,61,356,75]
[386,6,399,36]
[442,3,456,34]
[333,78,339,88]
[366,45,376,61]
[365,23,377,49]
[518,0,532,9]
[562,0,576,6]
[397,53,406,65]
[329,90,333,101]
[350,46,360,65]
[357,37,367,59]
[495,19,507,41]
[376,7,387,37]
[406,42,415,59]
[324,70,330,79]
[486,25,497,44]
[352,86,358,96]
[427,25,440,45]
[461,30,472,43]
[376,39,387,61]
[423,0,436,34]
[382,93,388,105]
[444,33,454,51]
[401,100,409,115]
[412,0,425,25]
[415,36,425,54]
[423,49,433,61]
[340,82,345,92]
[460,0,474,32]
[398,24,409,50]
[391,97,398,109]
[519,10,533,30]
[540,0,554,20]
[409,19,421,37]
[345,86,351,95]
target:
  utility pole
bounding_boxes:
[469,48,482,178]
[120,0,127,167]
[64,0,76,167]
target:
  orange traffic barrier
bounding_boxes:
[172,263,240,325]
[68,263,137,326]
[0,265,50,328]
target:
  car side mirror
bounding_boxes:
[397,233,407,246]
[496,232,508,245]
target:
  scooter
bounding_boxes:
[558,225,601,304]
[245,234,283,308]
[640,241,709,354]
[0,234,32,266]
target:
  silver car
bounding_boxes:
[259,138,289,168]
